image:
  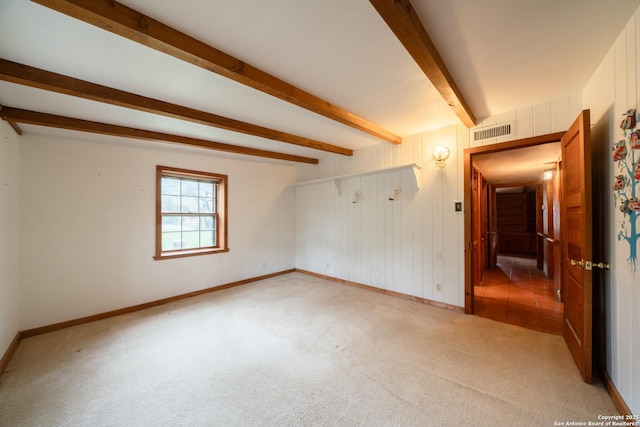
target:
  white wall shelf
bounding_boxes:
[290,163,422,195]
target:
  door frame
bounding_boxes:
[463,132,565,314]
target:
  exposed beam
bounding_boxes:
[7,120,22,135]
[0,104,22,135]
[0,107,319,164]
[0,59,351,156]
[369,0,476,128]
[31,0,402,144]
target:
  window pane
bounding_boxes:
[162,232,183,251]
[199,197,213,213]
[200,215,215,230]
[181,196,198,213]
[181,179,198,197]
[182,216,199,231]
[182,231,200,249]
[200,231,214,247]
[162,195,180,213]
[199,181,214,198]
[162,215,181,232]
[161,177,180,195]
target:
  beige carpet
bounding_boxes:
[0,272,617,426]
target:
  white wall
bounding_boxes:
[19,132,296,330]
[583,8,640,415]
[295,94,582,308]
[295,129,465,306]
[295,5,640,411]
[6,9,638,413]
[0,121,20,355]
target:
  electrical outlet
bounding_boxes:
[436,283,442,292]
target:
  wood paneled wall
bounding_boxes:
[295,129,466,307]
[294,93,581,309]
[583,7,640,415]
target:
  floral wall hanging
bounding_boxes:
[613,108,640,270]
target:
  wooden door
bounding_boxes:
[489,186,498,268]
[472,168,482,285]
[561,110,593,383]
[480,177,489,271]
[536,185,544,270]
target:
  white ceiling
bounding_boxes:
[1,0,638,167]
[473,142,561,185]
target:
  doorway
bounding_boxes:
[465,112,600,383]
[475,182,563,334]
[463,132,565,335]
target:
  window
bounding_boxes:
[155,166,228,260]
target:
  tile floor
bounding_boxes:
[474,255,564,335]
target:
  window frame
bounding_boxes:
[155,165,228,260]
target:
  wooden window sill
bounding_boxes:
[154,247,229,261]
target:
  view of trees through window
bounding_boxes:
[155,166,227,259]
[161,176,217,251]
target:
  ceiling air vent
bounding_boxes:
[473,122,515,142]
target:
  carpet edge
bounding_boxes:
[20,269,296,339]
[0,332,22,376]
[295,268,464,313]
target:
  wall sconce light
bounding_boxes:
[352,191,361,204]
[434,145,450,168]
[543,168,556,180]
[388,187,401,201]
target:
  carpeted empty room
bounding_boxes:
[0,272,617,426]
[4,1,640,425]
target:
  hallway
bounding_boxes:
[474,255,563,335]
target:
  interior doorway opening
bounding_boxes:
[465,112,597,382]
[464,133,564,334]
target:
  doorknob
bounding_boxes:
[584,261,610,270]
[570,259,610,270]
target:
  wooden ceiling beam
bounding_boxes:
[0,107,319,164]
[0,104,22,135]
[0,59,351,156]
[6,120,22,135]
[31,0,402,144]
[369,0,476,128]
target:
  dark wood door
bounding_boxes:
[561,110,593,383]
[480,177,489,270]
[472,168,482,285]
[489,186,498,268]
